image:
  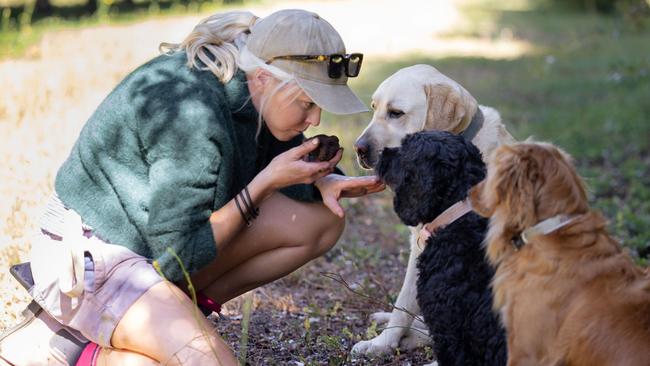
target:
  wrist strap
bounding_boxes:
[234,194,250,226]
[242,186,259,219]
[234,186,259,227]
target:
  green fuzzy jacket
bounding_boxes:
[55,51,320,282]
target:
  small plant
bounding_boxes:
[328,300,342,316]
[365,320,378,339]
[1,7,12,32]
[423,345,436,362]
[96,0,113,20]
[239,291,253,366]
[341,327,354,341]
[18,0,36,31]
[152,248,223,365]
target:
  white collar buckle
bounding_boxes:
[514,214,578,249]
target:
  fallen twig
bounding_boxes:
[320,271,426,326]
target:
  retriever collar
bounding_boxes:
[460,108,484,141]
[511,214,578,250]
[417,199,473,247]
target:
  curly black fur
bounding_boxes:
[376,131,507,366]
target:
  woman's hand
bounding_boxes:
[315,174,386,218]
[256,138,343,195]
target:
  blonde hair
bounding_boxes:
[160,10,306,138]
[159,10,258,83]
[238,45,303,138]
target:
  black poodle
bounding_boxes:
[376,131,507,366]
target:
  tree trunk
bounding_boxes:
[34,0,52,16]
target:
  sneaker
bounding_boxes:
[0,301,88,365]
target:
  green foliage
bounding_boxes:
[0,0,249,58]
[2,7,11,31]
[583,156,650,264]
[542,0,649,15]
[424,345,435,359]
[239,291,253,366]
[316,1,650,262]
[18,0,35,29]
[524,0,650,30]
[365,320,378,339]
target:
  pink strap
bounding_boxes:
[74,296,219,366]
[75,342,100,366]
[197,292,222,314]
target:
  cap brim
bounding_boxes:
[295,77,369,115]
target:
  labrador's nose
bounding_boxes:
[355,138,376,169]
[354,139,369,156]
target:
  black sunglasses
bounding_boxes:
[265,53,363,79]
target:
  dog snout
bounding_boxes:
[354,137,375,169]
[354,139,369,156]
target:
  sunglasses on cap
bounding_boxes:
[265,53,364,79]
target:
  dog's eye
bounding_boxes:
[388,110,404,119]
[370,101,376,110]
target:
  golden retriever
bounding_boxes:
[352,64,515,356]
[470,142,650,366]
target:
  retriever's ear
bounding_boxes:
[469,180,493,217]
[423,82,478,134]
[535,144,589,217]
[492,145,540,231]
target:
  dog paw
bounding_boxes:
[423,362,439,366]
[351,336,399,356]
[369,311,392,325]
[399,327,432,351]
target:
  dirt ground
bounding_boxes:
[0,0,531,364]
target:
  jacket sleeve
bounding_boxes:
[139,97,227,282]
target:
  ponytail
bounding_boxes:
[159,11,258,83]
[161,10,306,141]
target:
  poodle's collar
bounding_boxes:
[418,199,473,247]
[512,214,578,250]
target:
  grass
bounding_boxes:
[301,5,650,355]
[0,0,254,59]
[0,0,648,362]
[312,0,650,262]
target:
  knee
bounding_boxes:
[163,333,236,366]
[99,348,159,366]
[308,208,345,258]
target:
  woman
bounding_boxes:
[0,9,383,365]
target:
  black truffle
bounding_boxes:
[303,134,340,162]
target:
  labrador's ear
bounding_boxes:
[424,82,478,134]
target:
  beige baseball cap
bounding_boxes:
[246,9,368,115]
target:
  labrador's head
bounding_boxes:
[354,64,479,169]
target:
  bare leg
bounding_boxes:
[105,193,343,364]
[191,192,345,303]
[96,348,158,366]
[109,281,237,366]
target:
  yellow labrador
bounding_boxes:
[352,64,515,356]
